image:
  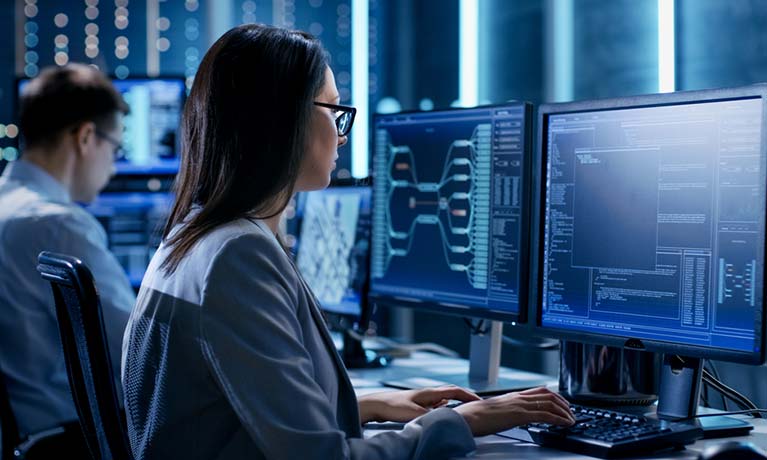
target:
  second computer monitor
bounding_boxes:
[370,103,533,322]
[111,78,186,175]
[295,185,372,320]
[534,85,767,365]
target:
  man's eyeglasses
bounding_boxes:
[94,129,125,160]
[313,102,356,137]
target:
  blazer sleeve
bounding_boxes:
[199,232,476,460]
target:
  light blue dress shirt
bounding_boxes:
[0,159,135,436]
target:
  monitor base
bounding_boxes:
[342,329,392,369]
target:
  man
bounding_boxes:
[0,64,135,446]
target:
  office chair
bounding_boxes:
[0,359,86,460]
[36,252,133,460]
[0,368,18,460]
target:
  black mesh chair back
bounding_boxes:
[36,252,133,460]
[0,367,20,459]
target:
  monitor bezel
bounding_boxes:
[368,101,534,325]
[530,84,767,365]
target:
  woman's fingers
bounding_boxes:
[416,386,481,405]
[526,409,576,426]
[517,387,571,410]
[519,398,574,423]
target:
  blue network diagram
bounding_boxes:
[371,106,528,314]
[296,187,371,317]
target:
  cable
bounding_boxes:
[463,318,490,335]
[702,368,759,410]
[702,374,761,417]
[705,360,727,411]
[703,359,730,411]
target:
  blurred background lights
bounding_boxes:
[157,38,170,52]
[115,65,130,79]
[5,125,18,139]
[54,13,68,28]
[85,6,99,20]
[54,51,69,66]
[3,147,19,162]
[157,17,170,31]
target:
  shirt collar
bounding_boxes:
[3,159,72,204]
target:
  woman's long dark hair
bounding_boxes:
[161,24,328,274]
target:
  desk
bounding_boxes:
[350,352,767,459]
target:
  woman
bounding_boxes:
[121,24,574,460]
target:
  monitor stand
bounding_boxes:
[558,341,659,406]
[341,328,392,369]
[656,354,703,420]
[646,355,752,438]
[380,321,553,396]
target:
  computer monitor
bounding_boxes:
[17,77,185,175]
[533,85,767,418]
[296,184,371,320]
[86,191,174,288]
[369,103,552,393]
[291,183,388,368]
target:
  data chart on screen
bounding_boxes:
[370,105,529,315]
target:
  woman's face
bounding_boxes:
[296,66,348,191]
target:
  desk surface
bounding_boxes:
[350,351,767,460]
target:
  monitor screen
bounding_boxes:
[111,78,185,175]
[18,77,185,175]
[369,103,532,321]
[85,192,174,287]
[295,185,372,318]
[537,89,766,363]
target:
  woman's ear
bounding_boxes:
[72,121,96,158]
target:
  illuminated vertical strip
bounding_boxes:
[146,0,160,76]
[658,0,675,93]
[554,0,573,101]
[459,0,478,107]
[545,0,573,102]
[351,0,369,178]
[207,0,233,45]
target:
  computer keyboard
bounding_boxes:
[498,404,704,459]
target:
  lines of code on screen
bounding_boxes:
[541,98,764,354]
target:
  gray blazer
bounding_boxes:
[121,217,475,460]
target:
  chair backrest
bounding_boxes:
[0,367,20,460]
[36,252,133,460]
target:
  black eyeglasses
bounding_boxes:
[313,102,357,137]
[94,129,125,160]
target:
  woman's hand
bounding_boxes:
[358,386,481,424]
[454,386,575,436]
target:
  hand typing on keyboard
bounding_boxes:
[499,403,704,458]
[453,387,575,436]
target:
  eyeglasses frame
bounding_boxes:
[313,102,357,137]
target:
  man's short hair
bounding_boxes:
[19,64,129,148]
